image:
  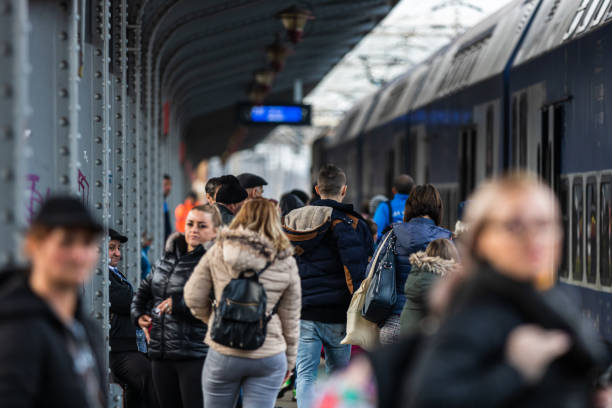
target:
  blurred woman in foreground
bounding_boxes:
[406,172,606,408]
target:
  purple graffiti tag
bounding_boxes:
[78,169,90,206]
[26,174,50,224]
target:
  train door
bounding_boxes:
[473,100,500,182]
[540,103,565,193]
[511,82,546,172]
[408,124,428,184]
[458,127,477,201]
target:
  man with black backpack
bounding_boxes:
[373,174,414,241]
[282,164,375,408]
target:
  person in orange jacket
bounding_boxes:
[174,191,199,234]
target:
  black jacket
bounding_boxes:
[406,263,607,408]
[216,203,235,225]
[283,199,374,323]
[131,232,209,360]
[109,267,138,352]
[0,268,107,408]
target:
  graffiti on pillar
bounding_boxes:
[25,174,50,223]
[78,169,90,206]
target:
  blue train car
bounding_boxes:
[317,0,612,340]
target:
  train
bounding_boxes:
[312,0,612,340]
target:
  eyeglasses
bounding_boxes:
[485,217,561,237]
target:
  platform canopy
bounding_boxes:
[134,0,397,162]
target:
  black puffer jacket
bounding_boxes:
[131,232,209,360]
[0,268,107,408]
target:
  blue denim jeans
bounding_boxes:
[295,320,351,408]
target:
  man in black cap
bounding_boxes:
[0,196,107,407]
[215,175,248,225]
[108,229,159,408]
[237,172,268,199]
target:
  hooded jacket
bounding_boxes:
[131,232,208,360]
[399,252,456,335]
[0,268,107,408]
[390,217,452,315]
[184,227,301,370]
[282,199,374,323]
[406,263,607,408]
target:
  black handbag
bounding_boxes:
[210,261,278,350]
[362,231,397,323]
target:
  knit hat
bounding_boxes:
[237,173,268,189]
[31,196,103,233]
[216,175,248,204]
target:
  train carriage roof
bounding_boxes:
[413,0,539,108]
[514,0,612,66]
[328,93,379,147]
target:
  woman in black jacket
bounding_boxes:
[406,173,607,408]
[132,204,221,408]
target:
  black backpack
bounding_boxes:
[210,261,278,350]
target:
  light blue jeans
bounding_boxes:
[202,349,287,408]
[295,320,351,408]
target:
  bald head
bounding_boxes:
[394,174,415,195]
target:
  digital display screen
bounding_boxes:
[238,103,312,125]
[250,106,304,123]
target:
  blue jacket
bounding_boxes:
[283,199,375,323]
[387,217,452,315]
[373,194,409,240]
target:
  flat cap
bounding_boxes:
[237,173,268,189]
[109,228,128,243]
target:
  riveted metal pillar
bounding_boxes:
[0,0,28,266]
[54,0,80,193]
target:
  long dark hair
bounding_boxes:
[403,184,443,226]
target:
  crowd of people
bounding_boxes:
[1,165,612,408]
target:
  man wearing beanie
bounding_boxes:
[215,175,248,225]
[237,173,268,199]
[0,196,107,407]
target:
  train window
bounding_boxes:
[586,179,597,284]
[572,178,583,282]
[485,105,494,176]
[559,178,569,278]
[601,180,612,286]
[519,93,528,167]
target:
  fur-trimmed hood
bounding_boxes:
[409,251,456,277]
[215,226,293,276]
[164,231,213,256]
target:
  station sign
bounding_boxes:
[237,103,312,125]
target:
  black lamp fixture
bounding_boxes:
[266,39,293,72]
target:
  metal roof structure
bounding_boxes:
[130,0,397,162]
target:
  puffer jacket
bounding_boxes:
[399,252,456,335]
[389,217,452,315]
[131,232,209,360]
[406,263,607,408]
[184,227,301,370]
[282,199,374,323]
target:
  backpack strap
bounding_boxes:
[386,200,393,225]
[265,299,281,323]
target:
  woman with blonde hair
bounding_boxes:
[185,198,301,408]
[405,172,606,408]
